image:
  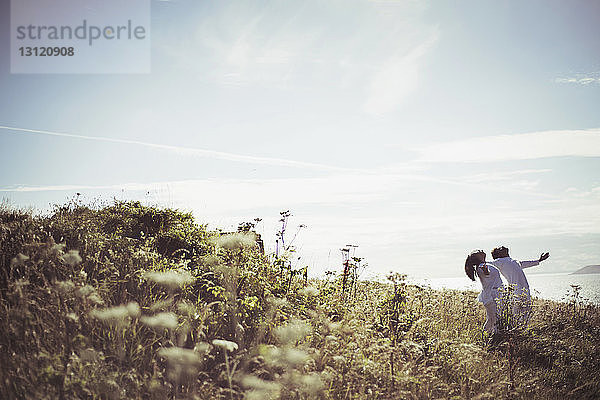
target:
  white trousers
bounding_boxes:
[483,301,497,334]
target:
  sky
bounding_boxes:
[1,0,599,279]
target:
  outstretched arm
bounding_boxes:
[520,260,539,269]
[521,252,549,269]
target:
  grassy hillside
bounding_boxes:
[1,200,599,399]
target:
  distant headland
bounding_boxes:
[571,265,600,275]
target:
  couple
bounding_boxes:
[464,246,550,334]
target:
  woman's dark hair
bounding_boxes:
[464,250,484,281]
[464,255,476,281]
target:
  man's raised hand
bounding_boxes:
[539,252,550,262]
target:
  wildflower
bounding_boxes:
[274,320,312,345]
[283,348,310,366]
[298,373,324,395]
[54,280,75,295]
[66,312,79,323]
[194,342,211,353]
[50,243,66,255]
[90,302,140,327]
[299,286,319,297]
[10,253,29,267]
[320,366,336,382]
[177,301,196,317]
[158,346,202,367]
[149,298,174,312]
[242,375,281,400]
[77,285,104,305]
[241,375,281,391]
[143,269,195,291]
[79,348,101,363]
[61,249,82,266]
[141,312,178,330]
[214,232,256,251]
[326,322,341,332]
[332,355,346,365]
[212,339,238,352]
[77,285,94,297]
[324,335,338,346]
[201,254,221,268]
[260,346,310,368]
[267,296,288,308]
[126,302,141,318]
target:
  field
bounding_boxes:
[1,200,599,399]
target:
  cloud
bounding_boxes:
[0,174,388,207]
[416,128,600,163]
[0,184,118,193]
[457,169,552,184]
[362,32,438,116]
[555,72,600,85]
[3,171,599,278]
[0,125,355,172]
[159,0,437,99]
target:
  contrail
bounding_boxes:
[0,125,356,172]
[0,125,560,199]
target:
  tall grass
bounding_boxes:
[0,200,598,399]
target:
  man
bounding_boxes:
[490,246,550,327]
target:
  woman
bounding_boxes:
[465,250,504,335]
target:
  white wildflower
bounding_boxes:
[149,298,174,312]
[10,253,29,267]
[143,269,195,291]
[326,322,341,332]
[50,243,66,255]
[76,285,94,298]
[299,286,319,297]
[54,280,75,294]
[158,346,202,382]
[158,346,201,366]
[298,373,324,395]
[61,250,82,266]
[320,366,335,382]
[79,348,101,363]
[201,254,221,268]
[194,342,211,354]
[177,301,196,316]
[283,348,310,366]
[215,232,256,251]
[91,302,139,327]
[66,312,79,323]
[332,355,346,365]
[274,320,312,345]
[141,312,178,330]
[325,335,338,346]
[242,375,281,400]
[267,296,288,308]
[212,339,238,352]
[260,346,309,368]
[126,302,141,318]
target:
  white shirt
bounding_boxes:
[476,263,503,305]
[490,256,539,295]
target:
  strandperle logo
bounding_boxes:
[11,0,151,74]
[15,19,147,46]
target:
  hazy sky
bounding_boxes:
[1,0,599,278]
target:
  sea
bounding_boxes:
[411,272,600,304]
